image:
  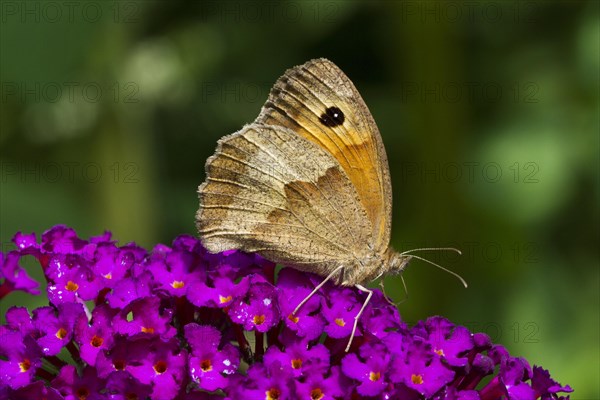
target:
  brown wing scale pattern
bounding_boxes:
[197,124,373,277]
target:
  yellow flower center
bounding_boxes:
[253,314,266,325]
[153,360,167,374]
[219,294,232,304]
[310,388,324,400]
[56,327,68,339]
[369,371,381,381]
[19,358,31,372]
[200,359,212,372]
[90,335,104,348]
[266,387,281,400]
[334,318,345,327]
[171,280,184,289]
[411,374,424,384]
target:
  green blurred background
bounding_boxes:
[1,1,598,396]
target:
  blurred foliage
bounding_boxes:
[1,1,598,396]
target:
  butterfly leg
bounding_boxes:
[378,274,409,306]
[398,274,409,304]
[346,284,373,352]
[378,279,395,306]
[293,265,344,316]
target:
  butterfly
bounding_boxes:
[196,58,464,351]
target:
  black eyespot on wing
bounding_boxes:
[319,106,345,127]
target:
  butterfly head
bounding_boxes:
[385,248,412,276]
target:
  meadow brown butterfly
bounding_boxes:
[196,58,464,351]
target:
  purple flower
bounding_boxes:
[96,336,187,400]
[321,286,361,340]
[277,268,325,341]
[45,253,103,304]
[188,275,250,309]
[41,225,91,255]
[0,380,62,400]
[264,338,330,378]
[104,370,152,399]
[0,251,40,297]
[92,241,146,289]
[0,226,574,399]
[532,366,573,399]
[0,330,43,389]
[112,296,177,340]
[342,341,393,396]
[294,366,347,399]
[393,337,456,397]
[233,360,295,399]
[185,324,240,391]
[51,365,106,400]
[414,316,474,367]
[107,269,154,309]
[30,303,85,356]
[359,289,406,338]
[74,303,117,366]
[227,275,280,332]
[147,245,206,298]
[12,232,37,251]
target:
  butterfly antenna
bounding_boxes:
[401,247,462,256]
[400,248,468,288]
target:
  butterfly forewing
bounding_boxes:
[196,123,373,278]
[255,58,393,251]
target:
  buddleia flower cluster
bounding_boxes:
[0,225,573,399]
